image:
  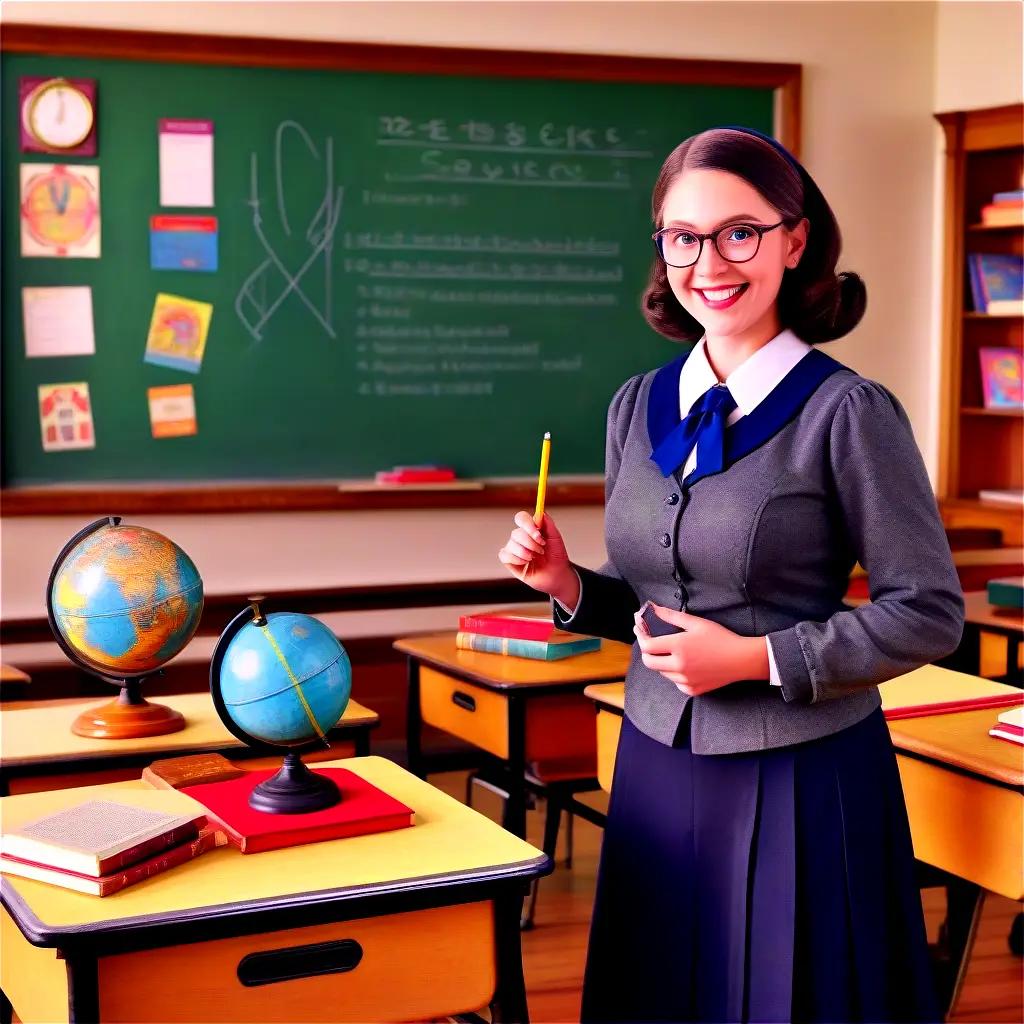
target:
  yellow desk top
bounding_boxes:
[0,755,547,943]
[394,632,631,690]
[0,693,379,768]
[583,667,1022,787]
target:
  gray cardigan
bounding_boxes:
[553,353,965,754]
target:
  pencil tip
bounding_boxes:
[543,431,551,439]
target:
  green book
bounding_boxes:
[987,576,1024,610]
[455,631,600,660]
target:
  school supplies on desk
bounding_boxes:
[989,706,1024,746]
[458,611,570,642]
[880,672,1024,721]
[0,827,218,896]
[181,767,414,853]
[0,796,206,876]
[374,465,456,484]
[142,753,246,790]
[987,576,1024,609]
[456,631,601,660]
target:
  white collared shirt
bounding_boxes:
[679,326,813,686]
[678,327,812,480]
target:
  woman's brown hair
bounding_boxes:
[641,128,866,345]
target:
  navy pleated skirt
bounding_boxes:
[580,705,942,1024]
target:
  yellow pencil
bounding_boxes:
[533,431,551,527]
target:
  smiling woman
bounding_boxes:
[498,124,963,1023]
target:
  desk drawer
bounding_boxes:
[419,669,509,759]
[97,900,496,1023]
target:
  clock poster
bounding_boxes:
[19,77,98,156]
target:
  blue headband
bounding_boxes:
[714,125,802,175]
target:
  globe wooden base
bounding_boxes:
[71,694,186,739]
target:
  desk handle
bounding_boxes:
[452,691,477,713]
[237,938,363,986]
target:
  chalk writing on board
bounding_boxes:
[345,231,620,258]
[235,121,344,341]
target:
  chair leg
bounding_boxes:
[465,771,476,808]
[542,795,562,862]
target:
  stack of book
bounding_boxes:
[375,464,456,484]
[989,706,1024,746]
[0,796,214,896]
[456,610,601,661]
[979,187,1024,228]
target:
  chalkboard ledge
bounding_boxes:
[0,478,605,516]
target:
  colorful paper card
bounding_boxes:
[979,347,1024,409]
[144,293,213,374]
[20,163,101,258]
[23,286,95,358]
[159,119,214,207]
[38,382,95,451]
[150,215,218,271]
[148,384,198,438]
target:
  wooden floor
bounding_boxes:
[432,771,1024,1024]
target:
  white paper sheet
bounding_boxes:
[23,286,96,358]
[159,119,214,207]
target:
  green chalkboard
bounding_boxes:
[2,31,790,488]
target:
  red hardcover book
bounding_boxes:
[181,768,415,854]
[375,468,456,484]
[0,828,217,896]
[458,612,578,642]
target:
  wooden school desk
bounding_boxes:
[0,756,549,1024]
[584,667,1024,1015]
[395,631,630,838]
[0,693,379,796]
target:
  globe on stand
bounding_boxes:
[210,599,353,814]
[47,516,204,739]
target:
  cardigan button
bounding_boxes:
[660,533,671,548]
[665,492,680,505]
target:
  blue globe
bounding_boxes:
[215,612,351,747]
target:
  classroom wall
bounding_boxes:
[2,1,1022,627]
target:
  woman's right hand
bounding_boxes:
[498,511,578,607]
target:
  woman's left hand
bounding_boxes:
[633,604,765,696]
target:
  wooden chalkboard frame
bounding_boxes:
[1,24,801,515]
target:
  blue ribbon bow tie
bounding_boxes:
[651,383,738,479]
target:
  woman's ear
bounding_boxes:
[787,216,810,268]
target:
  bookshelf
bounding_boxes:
[935,103,1023,546]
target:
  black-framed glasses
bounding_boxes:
[652,219,787,268]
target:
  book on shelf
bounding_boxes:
[978,348,1024,409]
[458,611,582,642]
[981,206,1024,227]
[992,189,1024,203]
[0,795,206,877]
[966,253,1023,314]
[989,705,1024,746]
[455,630,601,660]
[0,828,218,897]
[182,767,415,854]
[987,576,1024,609]
[978,488,1024,506]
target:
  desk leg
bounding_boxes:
[491,885,531,1024]
[354,725,371,757]
[65,953,100,1023]
[502,697,527,838]
[406,658,425,779]
[938,878,985,1019]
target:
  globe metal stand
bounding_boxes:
[47,516,190,740]
[211,600,342,815]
